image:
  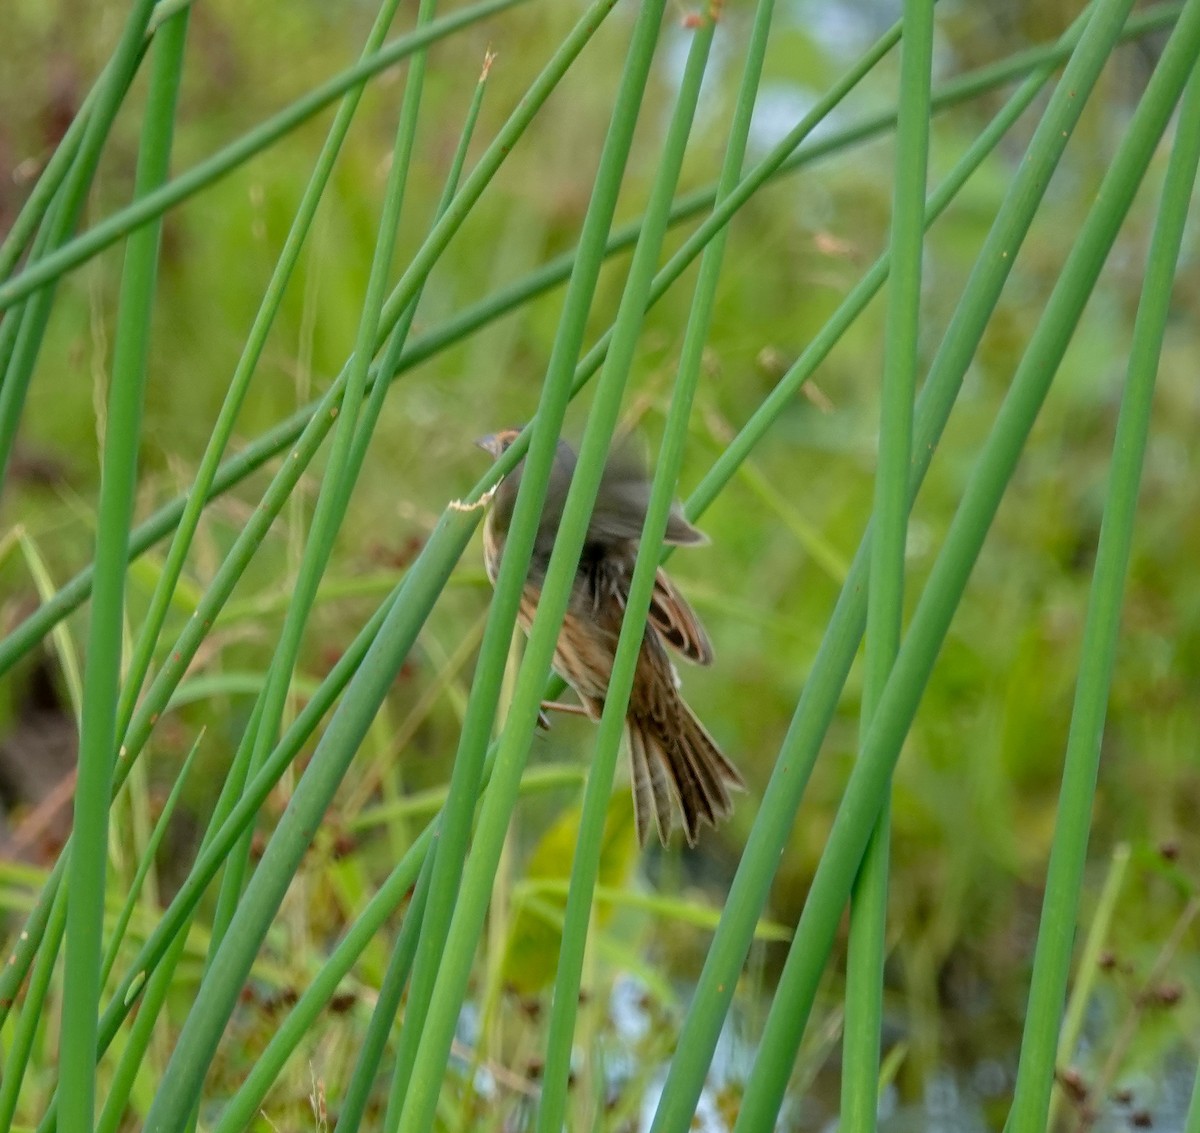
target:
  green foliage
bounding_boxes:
[0,0,1198,1130]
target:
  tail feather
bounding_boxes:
[628,725,677,846]
[627,701,743,847]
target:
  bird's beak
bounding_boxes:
[475,433,505,458]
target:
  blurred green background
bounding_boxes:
[1,0,1198,1128]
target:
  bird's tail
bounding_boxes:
[627,699,744,847]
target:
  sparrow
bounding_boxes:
[477,429,743,846]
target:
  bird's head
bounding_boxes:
[474,427,522,460]
[475,426,579,544]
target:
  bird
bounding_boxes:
[477,428,743,847]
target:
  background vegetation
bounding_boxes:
[0,0,1197,1130]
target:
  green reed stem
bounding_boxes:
[1005,52,1200,1133]
[1047,842,1130,1129]
[206,0,438,975]
[95,587,393,1058]
[841,2,933,1128]
[322,56,491,1133]
[98,732,201,993]
[92,736,204,1133]
[0,0,528,313]
[0,0,615,1051]
[0,3,1181,695]
[137,514,470,1128]
[0,0,157,502]
[0,0,1132,1056]
[113,0,411,755]
[0,0,202,279]
[650,1,1147,1125]
[729,4,1200,1126]
[0,883,69,1128]
[329,849,435,1133]
[534,6,734,1127]
[58,10,186,1130]
[95,926,189,1133]
[390,4,671,1130]
[136,9,623,1110]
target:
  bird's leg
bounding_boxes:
[537,700,592,729]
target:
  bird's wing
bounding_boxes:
[647,568,713,665]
